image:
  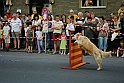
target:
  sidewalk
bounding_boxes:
[0,48,54,53]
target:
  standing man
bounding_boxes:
[10,13,22,50]
[68,9,78,21]
[84,11,90,23]
[75,12,85,34]
[52,15,63,54]
[31,9,42,20]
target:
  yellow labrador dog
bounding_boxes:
[72,33,112,70]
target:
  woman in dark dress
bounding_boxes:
[61,14,67,30]
[110,15,121,54]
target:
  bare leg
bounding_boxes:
[104,49,106,52]
[54,41,57,52]
[117,49,119,57]
[1,41,3,49]
[28,46,30,53]
[64,49,66,55]
[17,38,20,48]
[14,38,16,48]
[58,40,60,51]
[31,46,33,52]
[62,50,64,54]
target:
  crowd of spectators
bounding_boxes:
[0,4,124,57]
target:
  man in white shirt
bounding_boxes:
[10,13,22,50]
[52,15,63,54]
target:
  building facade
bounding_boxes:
[0,0,123,19]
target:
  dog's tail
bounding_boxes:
[100,50,112,58]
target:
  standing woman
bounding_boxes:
[91,12,99,46]
[32,14,41,50]
[91,12,99,26]
[47,15,54,51]
[97,16,109,52]
[110,15,121,54]
[61,14,67,30]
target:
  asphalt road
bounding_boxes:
[0,52,124,83]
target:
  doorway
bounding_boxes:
[0,0,5,16]
[29,0,49,15]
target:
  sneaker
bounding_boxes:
[117,55,119,58]
[121,55,124,58]
[61,53,63,55]
[47,49,50,51]
[117,54,119,58]
[38,52,40,54]
[59,51,61,54]
[63,53,66,55]
[67,53,69,55]
[30,50,33,53]
[53,51,56,54]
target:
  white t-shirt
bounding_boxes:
[66,23,75,36]
[24,27,29,36]
[53,21,63,33]
[3,25,10,36]
[32,19,41,26]
[35,31,43,39]
[103,23,109,30]
[10,18,22,32]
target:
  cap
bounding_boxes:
[70,9,74,13]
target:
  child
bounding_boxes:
[60,31,67,55]
[26,25,34,53]
[24,22,30,50]
[117,40,124,58]
[0,24,4,49]
[66,19,75,37]
[3,21,10,51]
[35,25,44,53]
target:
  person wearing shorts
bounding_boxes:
[52,15,63,54]
[27,25,34,53]
[3,21,10,51]
[10,13,22,50]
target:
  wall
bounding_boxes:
[10,0,29,14]
[9,0,124,19]
[52,0,124,19]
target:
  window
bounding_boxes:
[81,0,107,8]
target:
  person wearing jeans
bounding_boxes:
[97,16,109,52]
[36,26,44,53]
[37,38,44,53]
[98,36,108,51]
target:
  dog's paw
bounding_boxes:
[97,68,102,71]
[74,41,77,43]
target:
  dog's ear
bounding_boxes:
[76,33,81,36]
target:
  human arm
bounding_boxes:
[19,19,22,34]
[32,30,34,41]
[110,22,121,33]
[66,24,75,31]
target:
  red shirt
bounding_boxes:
[7,14,12,19]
